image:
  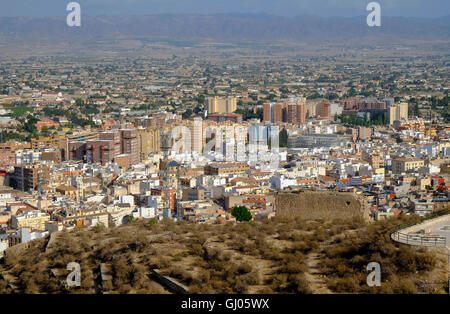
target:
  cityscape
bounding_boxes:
[0,0,449,301]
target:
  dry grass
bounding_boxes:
[0,213,446,294]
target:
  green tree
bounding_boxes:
[75,98,84,107]
[234,108,262,121]
[197,95,205,104]
[345,88,357,97]
[182,108,193,119]
[279,128,288,148]
[307,92,322,100]
[23,115,37,133]
[232,206,253,222]
[256,107,263,120]
[41,126,50,137]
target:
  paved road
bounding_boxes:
[426,219,450,249]
[391,214,450,249]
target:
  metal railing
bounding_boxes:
[391,231,447,247]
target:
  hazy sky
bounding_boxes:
[1,0,449,17]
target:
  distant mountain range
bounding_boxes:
[0,14,449,53]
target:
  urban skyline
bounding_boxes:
[0,0,449,301]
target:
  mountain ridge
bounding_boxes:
[0,14,449,55]
[1,14,449,42]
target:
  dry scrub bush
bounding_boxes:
[217,234,228,242]
[0,278,12,294]
[151,235,169,244]
[233,278,248,293]
[270,216,292,224]
[190,243,204,256]
[322,215,439,293]
[257,223,276,235]
[346,216,366,229]
[221,251,232,261]
[203,247,220,261]
[286,274,311,294]
[266,273,288,292]
[390,279,418,294]
[237,262,252,275]
[112,257,136,288]
[102,280,114,292]
[241,271,259,285]
[279,261,307,274]
[153,256,170,269]
[197,223,212,233]
[277,231,293,241]
[290,240,318,254]
[42,276,64,294]
[259,286,274,294]
[188,284,203,294]
[118,284,132,294]
[192,269,211,285]
[230,237,247,252]
[191,232,207,245]
[131,264,150,289]
[135,234,151,253]
[47,252,80,269]
[165,267,193,285]
[261,249,283,261]
[327,276,361,293]
[172,250,191,261]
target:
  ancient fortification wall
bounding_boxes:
[275,190,369,221]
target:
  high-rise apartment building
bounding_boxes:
[215,125,235,155]
[388,102,408,125]
[85,130,121,164]
[191,117,204,154]
[305,103,316,118]
[263,103,272,122]
[264,101,305,124]
[119,129,138,166]
[12,164,50,192]
[287,104,297,124]
[206,123,247,161]
[137,127,161,161]
[273,103,285,123]
[69,128,139,168]
[263,103,285,123]
[207,96,237,114]
[317,100,331,119]
[31,135,68,160]
[287,103,306,123]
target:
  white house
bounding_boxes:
[270,175,298,190]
